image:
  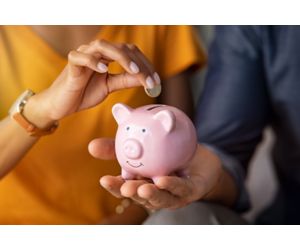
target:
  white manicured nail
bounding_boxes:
[97,62,108,73]
[129,61,139,74]
[153,72,161,85]
[146,76,155,89]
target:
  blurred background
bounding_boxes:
[192,26,278,222]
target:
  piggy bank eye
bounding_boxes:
[142,129,146,133]
[126,126,130,131]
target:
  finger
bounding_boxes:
[77,44,113,65]
[77,43,150,92]
[76,44,89,52]
[120,180,150,205]
[125,44,158,89]
[138,183,180,208]
[106,72,146,93]
[67,50,108,77]
[127,44,161,86]
[88,138,116,160]
[85,40,160,89]
[155,176,195,197]
[84,39,140,75]
[120,180,149,197]
[99,175,124,198]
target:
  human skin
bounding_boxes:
[0,38,161,177]
[89,138,238,211]
[0,26,195,224]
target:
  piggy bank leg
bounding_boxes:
[121,169,135,180]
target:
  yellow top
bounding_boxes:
[0,25,205,224]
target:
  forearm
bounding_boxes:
[0,116,38,178]
[0,95,54,178]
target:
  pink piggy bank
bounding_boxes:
[112,103,198,181]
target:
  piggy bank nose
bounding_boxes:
[123,139,143,159]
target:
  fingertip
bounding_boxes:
[153,176,167,189]
[88,139,98,157]
[121,180,147,197]
[137,184,154,199]
[87,138,116,160]
[137,185,147,198]
[99,176,111,189]
[120,183,131,197]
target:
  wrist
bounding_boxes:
[23,93,57,130]
[202,163,238,207]
[191,144,237,207]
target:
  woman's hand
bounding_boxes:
[24,40,160,128]
[88,138,237,211]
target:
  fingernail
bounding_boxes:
[97,62,108,73]
[146,76,155,89]
[153,72,161,85]
[129,61,139,74]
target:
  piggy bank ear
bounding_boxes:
[153,110,176,133]
[112,103,133,125]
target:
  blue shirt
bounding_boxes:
[195,26,300,224]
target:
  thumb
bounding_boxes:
[88,137,116,160]
[106,73,145,93]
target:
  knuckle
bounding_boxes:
[91,39,104,48]
[67,50,77,61]
[77,44,87,52]
[84,56,93,66]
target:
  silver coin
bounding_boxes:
[144,84,162,98]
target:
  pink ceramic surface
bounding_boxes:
[112,103,198,180]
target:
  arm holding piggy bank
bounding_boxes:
[89,104,238,210]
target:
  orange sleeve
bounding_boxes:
[156,25,207,80]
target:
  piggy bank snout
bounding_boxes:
[123,139,143,159]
